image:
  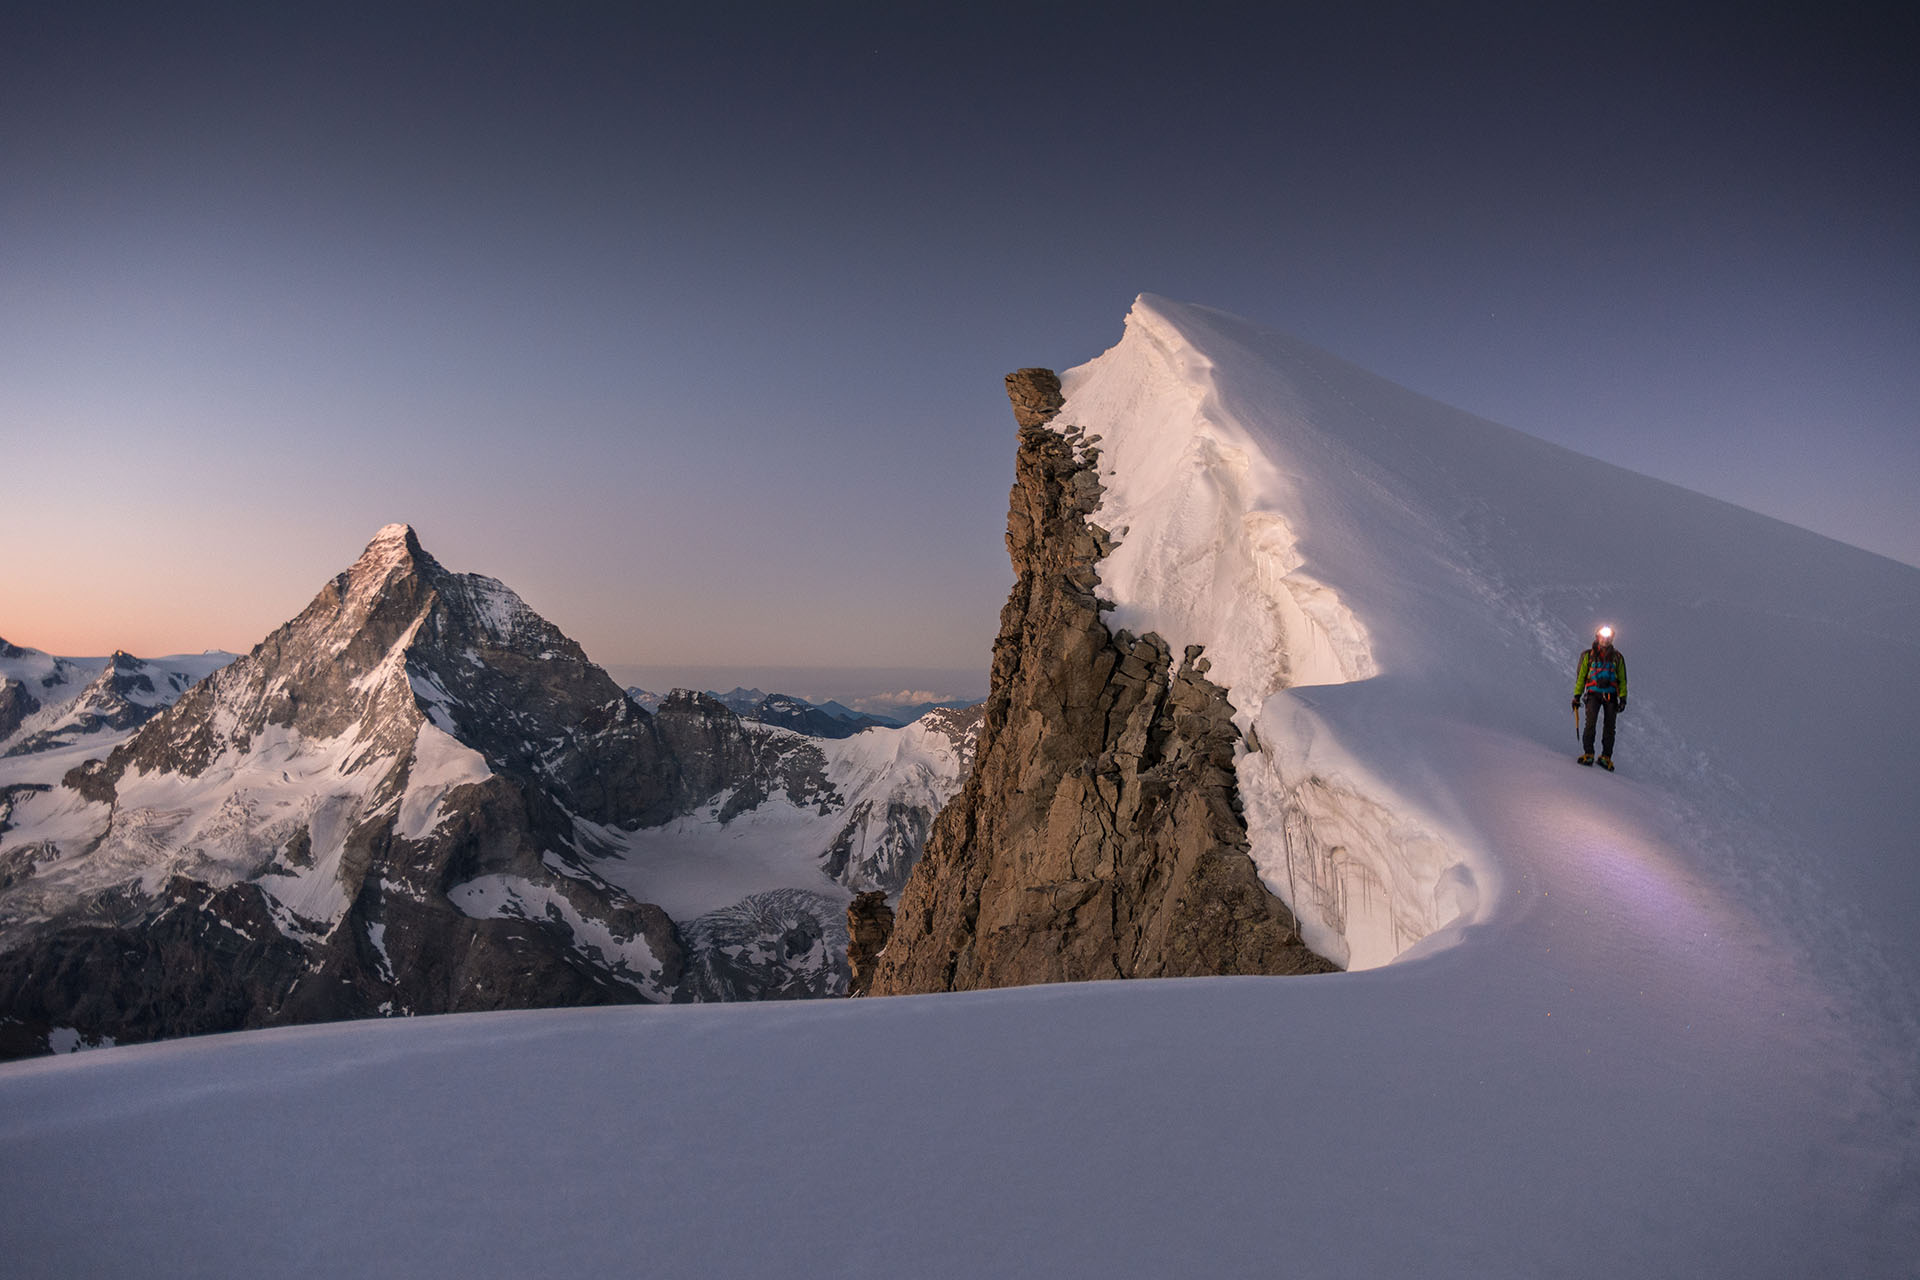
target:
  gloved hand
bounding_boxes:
[1617,696,1627,712]
[1571,697,1581,710]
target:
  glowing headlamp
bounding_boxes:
[1597,626,1614,641]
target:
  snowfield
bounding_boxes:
[2,297,1915,1276]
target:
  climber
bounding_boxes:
[1572,625,1628,770]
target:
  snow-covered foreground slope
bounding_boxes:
[2,298,1915,1274]
[0,921,1909,1279]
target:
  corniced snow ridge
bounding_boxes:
[1058,296,1479,969]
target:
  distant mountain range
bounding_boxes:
[1,644,235,760]
[0,527,979,1058]
[627,685,979,735]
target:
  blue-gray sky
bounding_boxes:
[5,1,1915,692]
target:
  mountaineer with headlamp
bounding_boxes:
[1573,625,1628,770]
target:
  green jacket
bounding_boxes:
[1574,644,1627,701]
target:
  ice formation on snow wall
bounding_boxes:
[1059,298,1475,969]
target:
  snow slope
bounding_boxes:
[2,297,1915,1276]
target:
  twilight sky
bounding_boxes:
[4,1,1915,695]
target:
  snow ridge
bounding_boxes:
[1060,296,1473,967]
[1067,309,1377,701]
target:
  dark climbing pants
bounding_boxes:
[1582,693,1618,757]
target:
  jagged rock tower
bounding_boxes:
[867,371,1332,994]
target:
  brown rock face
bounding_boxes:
[1004,368,1065,429]
[0,677,38,743]
[844,890,895,997]
[868,374,1333,995]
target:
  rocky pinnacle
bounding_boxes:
[866,371,1333,994]
[1004,367,1066,429]
[844,890,895,997]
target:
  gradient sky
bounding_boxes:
[4,1,1915,693]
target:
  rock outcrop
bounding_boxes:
[867,371,1333,994]
[1004,366,1067,428]
[0,679,38,744]
[844,890,894,996]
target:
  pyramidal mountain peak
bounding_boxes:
[3,527,696,1047]
[367,519,423,549]
[338,522,437,604]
